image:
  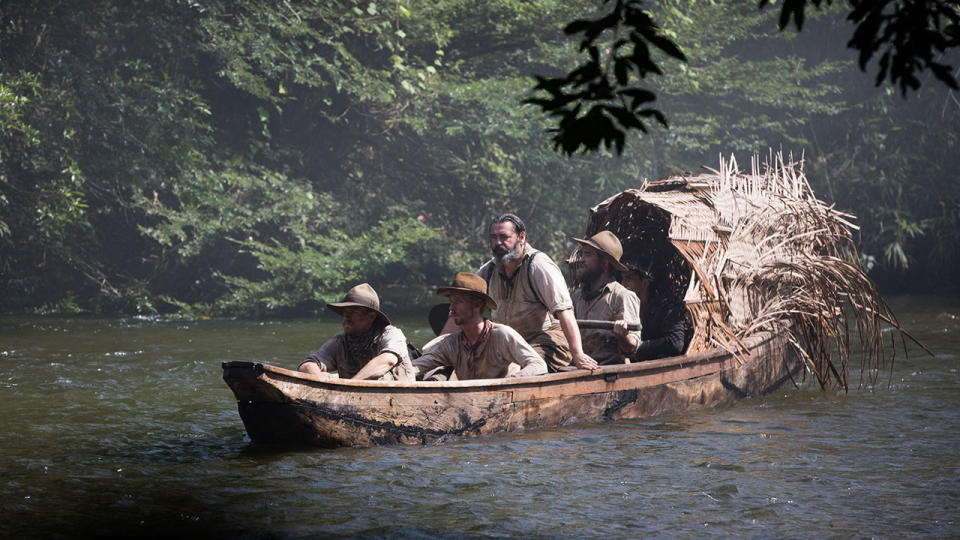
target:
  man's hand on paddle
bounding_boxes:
[613,319,640,356]
[612,320,629,338]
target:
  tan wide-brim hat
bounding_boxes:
[572,230,628,273]
[326,283,390,325]
[436,272,498,311]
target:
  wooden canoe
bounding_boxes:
[222,329,801,448]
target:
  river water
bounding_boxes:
[1,294,957,538]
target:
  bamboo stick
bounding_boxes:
[577,320,641,331]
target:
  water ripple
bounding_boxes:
[1,300,959,539]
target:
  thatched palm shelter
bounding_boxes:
[586,153,921,389]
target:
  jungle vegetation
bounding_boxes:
[1,0,957,316]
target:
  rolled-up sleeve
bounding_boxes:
[528,256,573,315]
[301,337,341,373]
[412,334,456,377]
[620,289,643,353]
[378,325,410,362]
[498,327,547,377]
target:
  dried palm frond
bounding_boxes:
[586,151,925,389]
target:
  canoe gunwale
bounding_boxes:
[221,330,777,394]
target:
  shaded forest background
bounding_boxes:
[1,0,957,317]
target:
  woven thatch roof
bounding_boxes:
[586,153,922,389]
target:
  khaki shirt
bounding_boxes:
[477,243,573,341]
[572,280,642,365]
[413,322,547,380]
[302,325,415,381]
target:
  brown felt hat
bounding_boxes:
[436,272,497,311]
[326,283,390,325]
[572,230,628,273]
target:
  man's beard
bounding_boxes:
[577,264,603,288]
[493,243,523,265]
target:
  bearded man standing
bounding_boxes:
[571,231,643,365]
[413,273,546,380]
[475,213,597,371]
[298,283,415,381]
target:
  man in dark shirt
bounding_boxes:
[614,257,693,361]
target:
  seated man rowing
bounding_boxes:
[571,231,643,365]
[299,283,415,381]
[414,273,547,380]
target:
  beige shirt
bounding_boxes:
[572,280,642,365]
[413,322,547,380]
[477,243,573,341]
[303,324,415,381]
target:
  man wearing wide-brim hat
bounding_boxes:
[413,272,546,381]
[570,230,643,365]
[299,283,415,381]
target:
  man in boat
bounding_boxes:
[298,283,416,381]
[614,258,694,361]
[474,213,597,372]
[414,272,547,380]
[570,231,643,365]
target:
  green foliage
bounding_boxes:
[0,72,41,147]
[531,0,958,155]
[139,162,442,316]
[0,0,956,316]
[802,78,960,284]
[0,0,217,312]
[524,1,853,179]
[761,0,960,92]
[525,0,685,155]
[204,217,436,317]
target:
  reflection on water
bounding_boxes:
[1,294,958,538]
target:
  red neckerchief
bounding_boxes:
[459,319,492,378]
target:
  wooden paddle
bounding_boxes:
[429,307,639,333]
[577,319,640,331]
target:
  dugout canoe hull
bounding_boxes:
[222,330,800,448]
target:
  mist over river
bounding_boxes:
[2,293,957,538]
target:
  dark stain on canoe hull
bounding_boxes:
[602,389,640,419]
[719,370,749,399]
[238,399,491,448]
